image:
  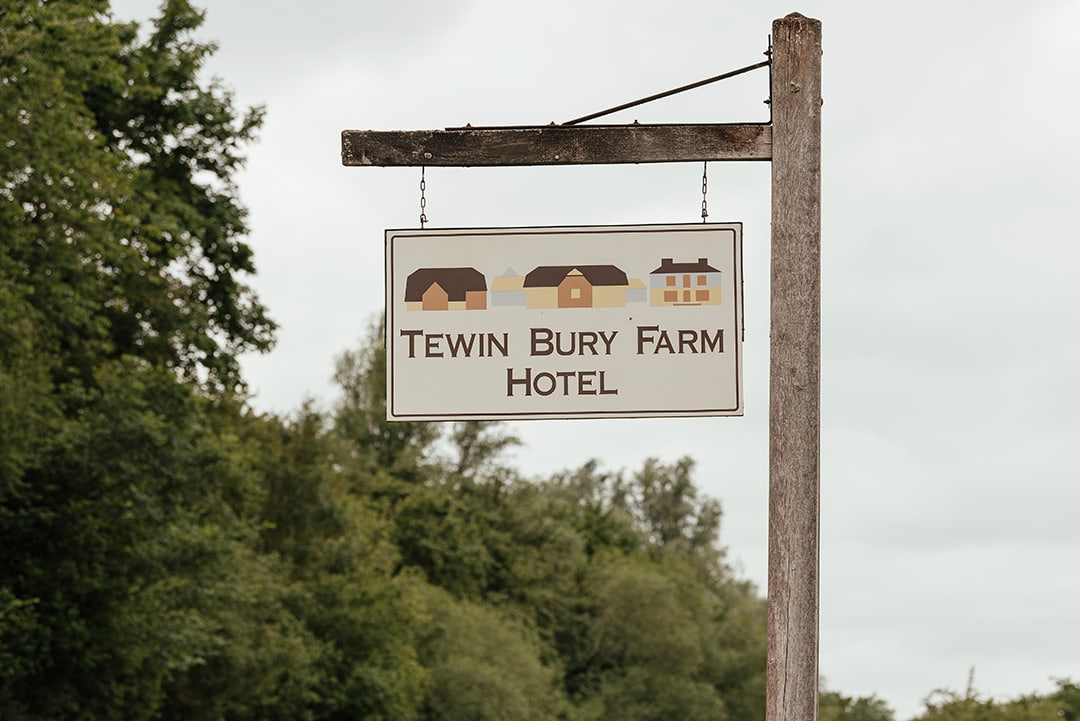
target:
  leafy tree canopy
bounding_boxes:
[1,0,273,392]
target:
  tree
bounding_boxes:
[911,674,1080,721]
[819,686,895,721]
[417,586,566,721]
[632,456,723,554]
[334,318,438,481]
[0,360,320,720]
[526,459,767,721]
[567,552,766,721]
[1,2,290,717]
[0,275,57,501]
[1,0,273,391]
[1053,680,1080,721]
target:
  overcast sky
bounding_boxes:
[111,1,1080,717]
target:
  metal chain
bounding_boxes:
[419,166,428,228]
[700,161,709,223]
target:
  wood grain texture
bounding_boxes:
[767,13,823,721]
[341,124,771,166]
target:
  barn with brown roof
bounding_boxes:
[405,267,488,311]
[522,265,631,308]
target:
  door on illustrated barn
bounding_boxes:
[558,274,592,308]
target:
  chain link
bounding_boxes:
[700,162,709,222]
[419,166,428,228]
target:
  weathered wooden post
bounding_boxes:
[767,13,822,721]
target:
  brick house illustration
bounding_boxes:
[522,265,636,308]
[649,257,721,306]
[405,267,487,310]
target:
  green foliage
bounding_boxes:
[418,586,565,721]
[540,460,641,558]
[443,420,522,482]
[255,406,346,569]
[333,318,438,487]
[297,568,425,721]
[910,675,1080,721]
[0,588,39,707]
[588,556,710,674]
[129,523,320,721]
[0,359,316,719]
[820,688,896,721]
[564,552,765,721]
[0,276,58,496]
[1,0,273,390]
[391,485,496,598]
[1054,681,1080,721]
[633,456,723,552]
[241,404,428,721]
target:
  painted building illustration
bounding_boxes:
[405,267,487,310]
[522,265,639,309]
[649,257,721,306]
[404,258,716,311]
[490,268,526,307]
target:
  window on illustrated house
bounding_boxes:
[666,276,676,287]
[570,288,581,299]
[696,290,709,302]
[697,275,707,286]
[664,290,677,302]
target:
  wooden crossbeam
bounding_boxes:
[341,123,771,167]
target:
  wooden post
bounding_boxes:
[767,13,822,721]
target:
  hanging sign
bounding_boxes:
[385,223,743,420]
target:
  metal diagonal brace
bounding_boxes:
[562,58,770,126]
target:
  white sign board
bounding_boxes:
[385,223,743,420]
